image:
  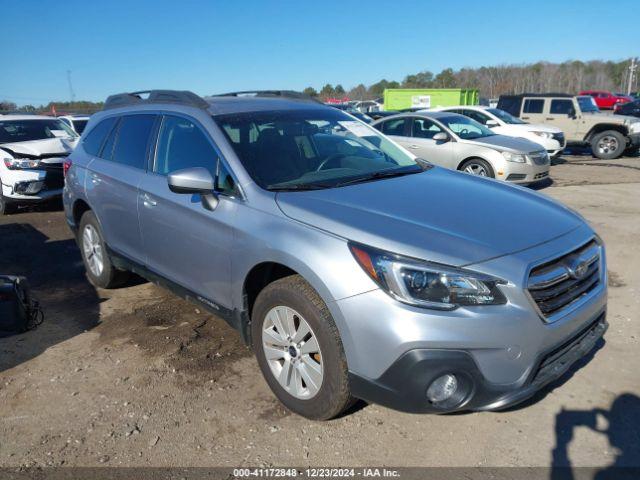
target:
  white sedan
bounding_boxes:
[432,105,566,158]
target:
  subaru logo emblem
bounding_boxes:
[567,259,590,280]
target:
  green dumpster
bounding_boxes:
[383,88,479,111]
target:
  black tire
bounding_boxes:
[251,275,354,420]
[459,158,495,178]
[0,190,16,215]
[591,130,626,160]
[78,210,129,289]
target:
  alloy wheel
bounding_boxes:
[597,135,619,155]
[262,306,323,399]
[464,162,488,176]
[82,224,104,277]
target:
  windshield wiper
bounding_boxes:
[267,182,335,192]
[333,168,422,187]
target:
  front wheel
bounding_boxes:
[459,158,495,178]
[591,130,626,159]
[252,275,354,420]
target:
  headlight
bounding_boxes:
[501,151,527,163]
[349,243,507,310]
[532,131,553,139]
[3,158,41,170]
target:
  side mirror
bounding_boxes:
[486,119,499,128]
[433,132,449,142]
[168,167,219,210]
[568,107,576,118]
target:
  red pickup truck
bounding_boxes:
[579,90,633,110]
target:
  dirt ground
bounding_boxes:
[0,155,639,469]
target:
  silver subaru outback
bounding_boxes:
[63,90,608,420]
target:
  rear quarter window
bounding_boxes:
[83,117,117,156]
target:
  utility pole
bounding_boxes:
[67,69,76,102]
[627,58,637,95]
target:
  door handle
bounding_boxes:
[545,117,554,120]
[407,144,420,149]
[522,116,530,120]
[141,193,157,208]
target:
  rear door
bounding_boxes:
[547,98,578,138]
[85,114,157,264]
[520,97,546,124]
[137,114,238,310]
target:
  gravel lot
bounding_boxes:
[0,155,639,469]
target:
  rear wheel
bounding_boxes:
[591,130,626,159]
[252,275,354,420]
[78,210,129,288]
[459,158,495,178]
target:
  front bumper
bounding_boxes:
[349,314,607,413]
[1,165,64,202]
[331,224,607,413]
[496,159,550,184]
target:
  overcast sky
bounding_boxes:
[1,0,638,105]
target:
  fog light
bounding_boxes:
[426,374,458,403]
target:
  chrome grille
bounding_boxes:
[527,240,601,320]
[529,151,549,165]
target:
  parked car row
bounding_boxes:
[57,89,607,420]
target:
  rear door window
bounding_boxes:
[83,117,117,156]
[111,115,157,169]
[523,99,544,114]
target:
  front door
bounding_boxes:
[85,114,157,264]
[547,98,578,138]
[407,117,456,169]
[138,114,238,311]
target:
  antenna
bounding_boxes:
[67,69,76,102]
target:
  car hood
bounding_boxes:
[276,168,583,267]
[0,137,78,158]
[462,134,544,154]
[512,123,562,134]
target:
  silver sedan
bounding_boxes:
[372,111,550,184]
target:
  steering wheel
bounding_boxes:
[459,128,469,136]
[316,153,347,172]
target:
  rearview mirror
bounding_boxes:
[433,132,449,142]
[168,167,219,210]
[486,119,499,128]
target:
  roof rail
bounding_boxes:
[214,90,321,103]
[103,90,210,110]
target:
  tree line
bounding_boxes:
[303,58,638,101]
[2,58,636,112]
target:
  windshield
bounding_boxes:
[486,108,526,124]
[0,119,77,143]
[577,96,600,113]
[215,108,422,190]
[438,114,496,139]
